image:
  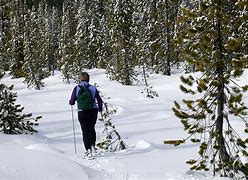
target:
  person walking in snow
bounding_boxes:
[69,72,103,159]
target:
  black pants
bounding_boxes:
[78,109,98,151]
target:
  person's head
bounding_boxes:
[79,72,90,82]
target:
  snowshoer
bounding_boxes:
[69,72,103,159]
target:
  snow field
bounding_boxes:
[2,68,245,179]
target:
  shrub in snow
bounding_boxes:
[0,75,41,134]
[97,101,127,151]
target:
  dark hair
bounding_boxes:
[80,72,90,82]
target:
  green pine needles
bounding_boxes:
[0,76,41,134]
[164,0,248,178]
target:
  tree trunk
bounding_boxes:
[214,1,248,177]
[165,0,171,76]
[150,0,158,68]
[124,52,131,85]
[216,66,230,173]
[214,0,231,174]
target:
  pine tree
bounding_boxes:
[47,5,61,74]
[23,4,49,90]
[96,0,111,69]
[59,0,77,83]
[106,0,137,85]
[174,0,198,73]
[9,0,26,78]
[164,0,182,75]
[145,0,163,73]
[165,0,248,178]
[132,0,148,66]
[153,0,182,75]
[86,0,101,68]
[0,73,40,134]
[131,1,159,98]
[0,1,4,73]
[88,0,109,69]
[138,0,181,75]
[74,0,91,71]
[0,0,15,74]
[74,0,109,71]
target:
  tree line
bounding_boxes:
[0,0,187,88]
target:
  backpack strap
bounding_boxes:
[78,84,90,89]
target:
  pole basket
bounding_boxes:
[97,102,127,152]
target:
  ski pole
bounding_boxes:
[71,105,77,155]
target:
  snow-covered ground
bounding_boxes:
[2,68,247,180]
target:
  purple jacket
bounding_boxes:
[69,81,103,112]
